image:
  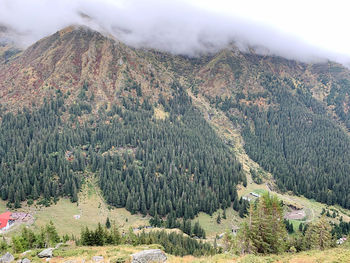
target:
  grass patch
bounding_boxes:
[0,200,7,212]
[251,189,268,195]
[54,248,97,258]
[196,208,240,239]
[0,176,149,237]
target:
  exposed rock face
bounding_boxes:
[0,252,14,263]
[38,248,54,258]
[131,249,167,263]
[17,259,30,263]
[92,256,104,262]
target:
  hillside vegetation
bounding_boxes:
[0,26,350,261]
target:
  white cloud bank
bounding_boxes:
[0,0,350,65]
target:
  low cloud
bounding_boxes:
[0,0,349,66]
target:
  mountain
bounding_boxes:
[0,26,349,215]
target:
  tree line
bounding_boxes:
[80,223,215,257]
[0,82,244,219]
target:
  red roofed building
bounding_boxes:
[0,212,15,232]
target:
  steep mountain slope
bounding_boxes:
[0,26,349,212]
[0,26,182,112]
[192,51,350,208]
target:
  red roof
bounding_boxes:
[0,212,13,229]
[0,212,13,219]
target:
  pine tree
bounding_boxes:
[71,182,78,203]
[216,213,221,224]
[233,198,239,211]
[105,217,111,229]
[299,223,303,232]
[239,203,246,218]
[93,223,105,246]
[111,224,121,245]
[305,215,333,250]
[240,193,287,254]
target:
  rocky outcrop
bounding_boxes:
[17,259,30,263]
[92,256,103,262]
[131,249,167,263]
[0,252,14,263]
[38,248,54,258]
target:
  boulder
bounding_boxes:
[131,249,167,263]
[92,256,104,262]
[18,259,30,263]
[0,252,14,263]
[38,248,54,258]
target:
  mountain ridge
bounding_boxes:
[0,25,349,211]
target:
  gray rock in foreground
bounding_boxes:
[0,252,14,263]
[38,248,54,258]
[92,256,104,262]
[17,259,30,263]
[131,249,167,263]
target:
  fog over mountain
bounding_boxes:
[0,0,349,66]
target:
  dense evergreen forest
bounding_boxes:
[323,74,350,130]
[214,73,350,209]
[0,94,82,208]
[0,83,244,218]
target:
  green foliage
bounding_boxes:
[237,197,249,218]
[80,223,121,246]
[149,214,206,239]
[216,213,221,224]
[239,75,350,209]
[250,168,263,184]
[11,221,61,253]
[331,220,350,239]
[79,224,215,257]
[0,94,82,204]
[0,237,8,254]
[239,193,287,254]
[105,217,111,229]
[214,73,350,209]
[304,215,334,250]
[284,219,294,234]
[97,84,243,218]
[0,84,244,219]
[326,78,350,129]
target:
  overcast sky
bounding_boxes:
[0,0,350,65]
